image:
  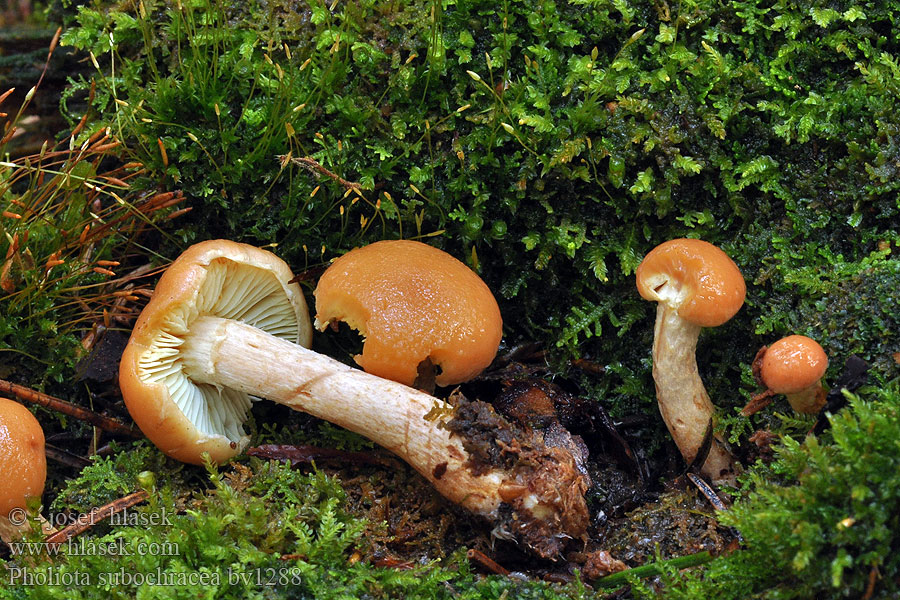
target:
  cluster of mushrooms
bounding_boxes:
[635,239,829,483]
[0,237,831,558]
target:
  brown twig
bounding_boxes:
[466,548,510,576]
[44,443,93,469]
[246,444,395,468]
[740,388,776,417]
[862,563,879,600]
[45,490,150,546]
[0,379,140,438]
[570,358,607,376]
[371,556,416,570]
[287,264,329,284]
[282,156,363,192]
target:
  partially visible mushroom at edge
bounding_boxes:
[636,238,745,483]
[0,397,47,544]
[119,240,589,558]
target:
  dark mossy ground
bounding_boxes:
[2,0,900,597]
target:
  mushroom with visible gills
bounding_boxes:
[759,335,828,414]
[313,239,503,389]
[119,239,313,465]
[0,398,47,544]
[636,238,745,483]
[119,240,589,558]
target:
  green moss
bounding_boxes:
[1,456,585,599]
[761,251,900,375]
[58,0,900,388]
[635,384,900,599]
[50,443,172,513]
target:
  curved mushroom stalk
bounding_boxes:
[652,303,735,481]
[636,238,745,484]
[783,384,827,414]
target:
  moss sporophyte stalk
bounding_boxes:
[1,0,899,597]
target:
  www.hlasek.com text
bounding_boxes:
[7,536,179,558]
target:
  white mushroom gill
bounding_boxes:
[137,258,302,443]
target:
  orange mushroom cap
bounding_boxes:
[760,335,828,394]
[635,238,746,327]
[0,398,46,516]
[314,240,503,387]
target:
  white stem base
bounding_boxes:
[652,304,736,483]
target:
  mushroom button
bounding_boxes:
[760,335,828,414]
[120,240,587,558]
[636,238,745,483]
[0,398,46,544]
[313,240,502,388]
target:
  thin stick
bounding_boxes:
[247,444,395,468]
[282,156,363,192]
[740,388,775,416]
[686,472,728,511]
[45,490,150,546]
[0,379,140,438]
[466,548,510,576]
[862,563,879,600]
[45,443,93,469]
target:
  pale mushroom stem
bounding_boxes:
[652,304,736,483]
[784,384,827,414]
[180,316,587,555]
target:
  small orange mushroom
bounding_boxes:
[314,240,503,388]
[636,238,745,483]
[760,335,828,414]
[0,398,47,544]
